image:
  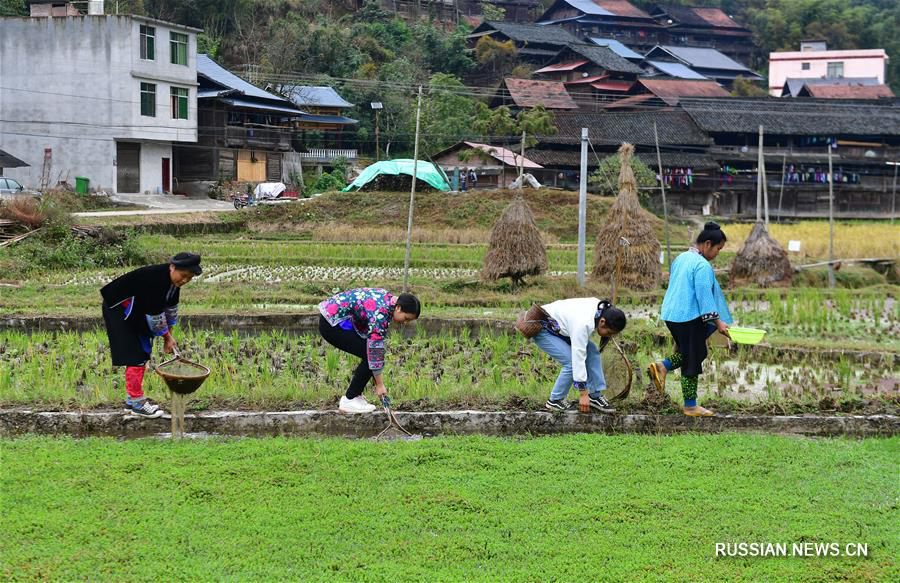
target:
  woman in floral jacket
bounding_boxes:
[318,288,421,413]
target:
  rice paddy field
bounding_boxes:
[2,197,898,582]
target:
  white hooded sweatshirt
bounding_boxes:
[540,297,600,384]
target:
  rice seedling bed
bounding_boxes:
[2,327,896,413]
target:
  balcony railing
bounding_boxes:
[224,125,291,150]
[299,148,358,163]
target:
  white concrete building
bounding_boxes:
[0,3,199,194]
[768,41,889,96]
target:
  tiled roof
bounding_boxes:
[524,148,717,169]
[502,78,579,109]
[567,44,645,74]
[281,86,354,108]
[541,110,712,145]
[0,148,28,168]
[474,20,580,46]
[638,79,731,105]
[593,0,651,19]
[680,98,900,136]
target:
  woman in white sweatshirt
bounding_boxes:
[533,298,627,413]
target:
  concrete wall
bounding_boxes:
[138,141,173,194]
[768,49,888,95]
[0,16,197,193]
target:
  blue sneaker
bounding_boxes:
[126,398,164,418]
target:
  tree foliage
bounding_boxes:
[589,154,657,201]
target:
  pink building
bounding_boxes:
[768,41,889,96]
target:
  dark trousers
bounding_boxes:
[318,315,372,399]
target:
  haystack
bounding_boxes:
[729,221,793,286]
[482,196,548,286]
[592,143,660,291]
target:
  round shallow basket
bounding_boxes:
[155,357,211,395]
[728,327,767,345]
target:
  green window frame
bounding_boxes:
[170,31,188,66]
[170,87,189,120]
[140,82,156,117]
[139,25,155,60]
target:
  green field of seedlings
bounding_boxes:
[2,324,896,413]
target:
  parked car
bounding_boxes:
[0,177,41,199]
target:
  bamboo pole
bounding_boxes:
[577,128,587,287]
[654,122,671,272]
[827,144,835,288]
[777,153,786,222]
[891,161,898,224]
[756,125,763,223]
[402,85,422,293]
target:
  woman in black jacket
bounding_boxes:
[100,253,201,417]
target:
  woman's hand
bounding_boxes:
[578,391,590,413]
[163,333,177,354]
[715,319,730,338]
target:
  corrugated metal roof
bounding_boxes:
[654,5,745,29]
[650,46,754,73]
[281,86,354,108]
[502,78,579,109]
[557,0,614,17]
[644,60,707,79]
[565,74,609,85]
[219,98,304,115]
[639,79,730,105]
[804,84,895,99]
[197,54,293,104]
[593,0,651,18]
[782,77,881,97]
[463,142,543,169]
[586,37,644,60]
[535,60,590,74]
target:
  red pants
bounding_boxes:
[125,366,146,399]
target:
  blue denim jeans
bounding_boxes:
[532,330,606,401]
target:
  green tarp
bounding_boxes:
[342,159,450,192]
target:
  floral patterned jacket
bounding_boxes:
[319,288,397,374]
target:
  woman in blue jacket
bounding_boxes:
[648,222,732,417]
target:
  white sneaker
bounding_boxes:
[339,395,377,414]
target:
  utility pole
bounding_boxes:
[577,128,588,287]
[375,110,381,161]
[654,121,671,272]
[827,143,835,288]
[402,86,422,293]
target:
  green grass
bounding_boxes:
[1,434,897,581]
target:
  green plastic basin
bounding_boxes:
[728,327,767,345]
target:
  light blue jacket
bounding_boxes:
[661,249,733,324]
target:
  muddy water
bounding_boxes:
[699,359,899,402]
